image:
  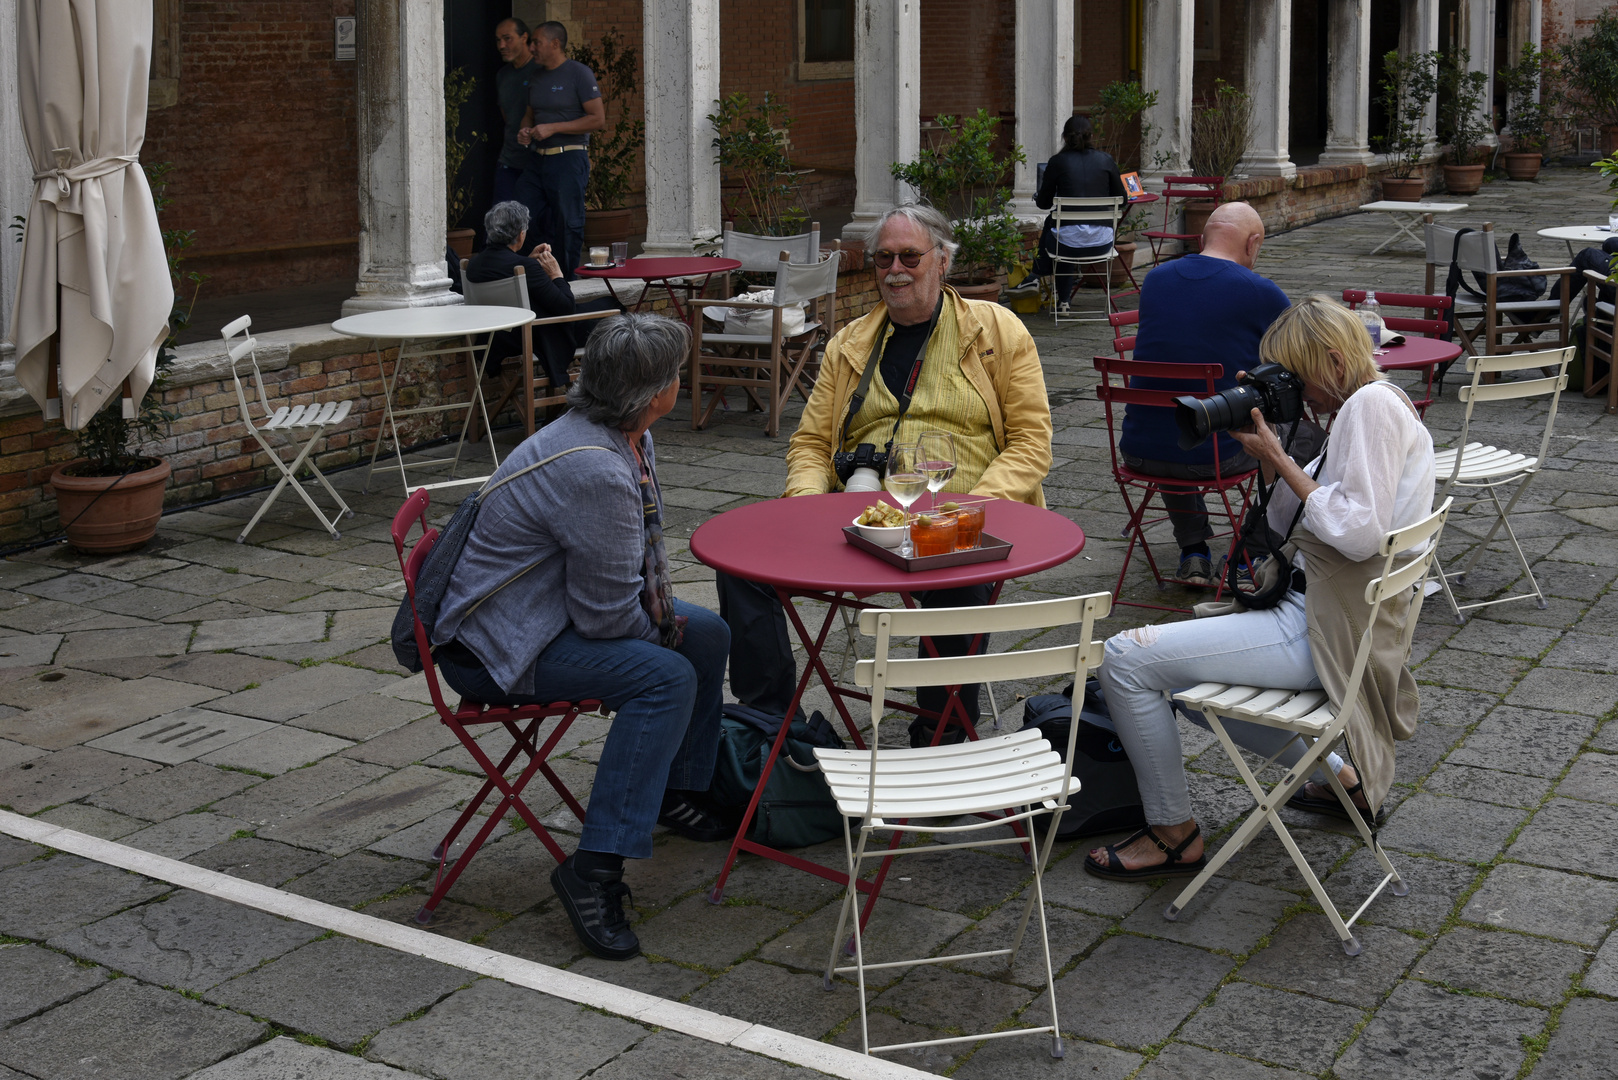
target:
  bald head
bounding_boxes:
[1199,202,1265,268]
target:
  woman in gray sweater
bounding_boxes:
[433,314,728,961]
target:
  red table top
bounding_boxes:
[576,257,742,280]
[1375,336,1463,372]
[689,491,1086,592]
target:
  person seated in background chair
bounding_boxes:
[1122,201,1289,586]
[1086,297,1435,880]
[465,200,620,389]
[432,314,729,962]
[1032,115,1127,311]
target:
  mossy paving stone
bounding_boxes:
[1179,981,1365,1074]
[1332,981,1543,1080]
[1414,927,1587,1006]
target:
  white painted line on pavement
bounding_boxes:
[0,810,929,1080]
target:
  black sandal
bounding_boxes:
[1285,780,1385,828]
[1083,824,1208,882]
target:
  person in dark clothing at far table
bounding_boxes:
[516,20,604,281]
[1120,201,1290,586]
[492,18,542,225]
[465,201,621,389]
[1033,115,1128,312]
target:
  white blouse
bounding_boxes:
[1268,380,1436,563]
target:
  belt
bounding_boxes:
[534,144,587,156]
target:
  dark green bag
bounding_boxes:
[708,704,845,849]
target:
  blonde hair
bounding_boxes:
[1258,294,1383,405]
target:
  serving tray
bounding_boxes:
[842,526,1012,571]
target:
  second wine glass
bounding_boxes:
[883,443,927,557]
[917,431,957,510]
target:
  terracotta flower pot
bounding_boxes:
[446,228,476,260]
[1443,164,1485,196]
[1381,177,1426,202]
[1500,152,1542,181]
[50,458,171,555]
[950,278,1003,303]
[584,207,634,246]
[1182,200,1217,242]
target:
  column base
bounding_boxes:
[639,239,702,257]
[341,275,461,316]
[1239,157,1297,179]
[1317,148,1377,166]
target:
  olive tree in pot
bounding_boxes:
[1561,9,1618,154]
[49,162,200,554]
[1498,43,1560,180]
[1436,48,1491,195]
[1374,49,1439,201]
[574,30,644,246]
[890,110,1027,300]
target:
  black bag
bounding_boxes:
[706,704,847,849]
[1446,228,1547,312]
[1020,679,1146,841]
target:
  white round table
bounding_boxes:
[332,305,535,495]
[1536,225,1616,260]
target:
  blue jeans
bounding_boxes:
[438,598,728,859]
[515,150,589,280]
[1095,592,1342,824]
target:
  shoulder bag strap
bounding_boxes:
[835,302,944,456]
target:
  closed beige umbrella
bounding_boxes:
[9,0,172,430]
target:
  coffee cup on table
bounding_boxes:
[589,246,610,267]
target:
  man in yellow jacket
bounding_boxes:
[718,204,1054,732]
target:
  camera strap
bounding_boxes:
[837,302,943,456]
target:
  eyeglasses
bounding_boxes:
[871,246,937,270]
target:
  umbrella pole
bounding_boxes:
[46,332,62,422]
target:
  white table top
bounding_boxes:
[1537,225,1616,243]
[1358,201,1469,213]
[331,305,535,339]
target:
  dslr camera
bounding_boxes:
[833,442,888,492]
[1173,362,1306,451]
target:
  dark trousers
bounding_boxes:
[1124,450,1258,552]
[515,151,589,281]
[715,571,993,727]
[1032,220,1112,305]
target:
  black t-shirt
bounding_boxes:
[877,298,943,402]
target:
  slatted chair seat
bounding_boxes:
[261,400,354,431]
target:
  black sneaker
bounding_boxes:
[550,855,640,960]
[657,792,732,842]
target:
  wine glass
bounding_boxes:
[883,443,927,557]
[917,431,957,510]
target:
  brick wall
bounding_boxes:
[920,0,1016,121]
[1075,0,1131,108]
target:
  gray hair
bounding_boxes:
[863,204,960,267]
[484,201,530,247]
[567,313,688,429]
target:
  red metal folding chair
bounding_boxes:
[1139,175,1224,267]
[1108,309,1140,358]
[390,489,597,926]
[1341,290,1456,415]
[1093,355,1258,614]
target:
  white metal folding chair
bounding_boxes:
[814,592,1112,1060]
[1171,500,1451,956]
[1432,346,1573,623]
[1048,196,1125,326]
[223,315,356,543]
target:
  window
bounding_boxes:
[799,0,854,80]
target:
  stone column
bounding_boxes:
[1010,0,1074,218]
[343,0,459,315]
[1400,0,1440,157]
[1462,0,1499,152]
[1320,0,1375,165]
[1,0,37,364]
[640,0,721,255]
[1140,0,1194,178]
[1241,0,1296,177]
[844,0,921,239]
[1507,0,1543,76]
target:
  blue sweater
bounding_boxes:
[1120,255,1290,465]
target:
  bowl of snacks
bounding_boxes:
[852,502,909,548]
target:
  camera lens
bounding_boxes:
[1174,383,1260,450]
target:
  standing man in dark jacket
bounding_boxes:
[493,18,541,225]
[516,21,604,280]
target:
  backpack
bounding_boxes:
[1019,679,1146,841]
[706,704,847,849]
[1445,228,1547,316]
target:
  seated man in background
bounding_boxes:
[717,204,1053,735]
[465,200,620,390]
[1121,201,1289,586]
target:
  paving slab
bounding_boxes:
[0,835,44,870]
[19,573,136,606]
[185,838,333,893]
[1213,824,1361,892]
[34,803,149,839]
[1558,751,1618,804]
[0,634,61,669]
[150,652,301,691]
[1458,861,1618,946]
[0,738,43,772]
[871,963,1037,1035]
[477,907,587,967]
[1414,926,1586,1006]
[47,890,324,991]
[1043,934,1235,1049]
[1445,706,1598,778]
[586,1029,808,1080]
[199,725,356,776]
[0,745,163,814]
[1327,849,1480,934]
[1422,762,1555,808]
[1238,914,1423,1007]
[208,663,397,722]
[365,806,514,863]
[1377,792,1528,863]
[1037,847,1158,917]
[1179,980,1365,1073]
[288,693,430,741]
[188,1036,424,1079]
[87,709,278,765]
[204,937,471,1050]
[565,953,713,1000]
[1505,667,1618,716]
[259,765,478,856]
[636,892,797,968]
[686,960,858,1038]
[341,716,462,768]
[55,624,193,666]
[864,848,1031,915]
[281,851,428,907]
[0,667,124,712]
[77,554,187,582]
[1121,878,1296,954]
[190,612,328,653]
[442,831,566,915]
[1585,931,1618,997]
[0,676,226,750]
[1132,1043,1312,1080]
[145,564,269,596]
[0,597,104,634]
[1509,797,1618,878]
[1529,996,1618,1079]
[0,943,110,1027]
[758,898,974,979]
[94,584,215,621]
[209,757,389,826]
[123,811,245,860]
[946,893,1111,985]
[86,761,259,820]
[1332,980,1544,1080]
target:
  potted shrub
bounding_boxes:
[1561,10,1618,153]
[1436,48,1491,195]
[49,163,199,554]
[1374,49,1439,201]
[445,67,484,259]
[574,30,644,247]
[1186,79,1253,232]
[891,109,1027,300]
[709,91,809,238]
[1498,43,1558,180]
[1093,80,1158,174]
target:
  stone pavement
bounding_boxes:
[1,163,1617,1078]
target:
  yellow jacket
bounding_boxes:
[784,287,1052,505]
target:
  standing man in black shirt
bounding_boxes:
[493,18,542,236]
[516,21,605,280]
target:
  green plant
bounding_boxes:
[1093,80,1158,173]
[7,215,22,243]
[444,67,484,230]
[1435,48,1492,165]
[1499,43,1560,154]
[1373,49,1440,178]
[571,30,645,211]
[1189,79,1253,179]
[1560,9,1618,128]
[709,92,807,236]
[890,109,1027,283]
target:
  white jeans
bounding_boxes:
[1095,592,1343,825]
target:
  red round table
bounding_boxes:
[575,256,743,322]
[1375,336,1463,416]
[690,490,1086,910]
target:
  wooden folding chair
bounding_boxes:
[1172,500,1451,956]
[1341,289,1455,414]
[816,593,1111,1059]
[1583,269,1616,415]
[1441,224,1577,361]
[390,489,596,925]
[1139,175,1223,267]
